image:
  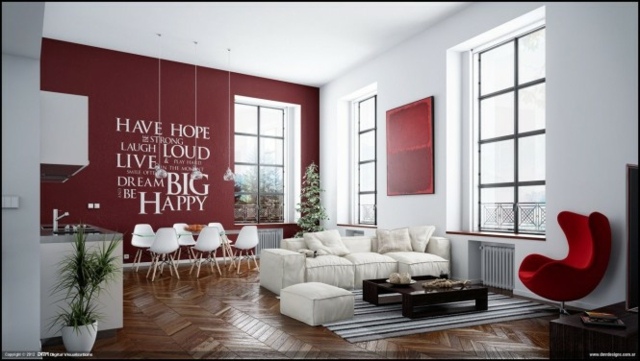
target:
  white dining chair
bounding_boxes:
[131,223,155,272]
[208,222,236,269]
[146,227,180,281]
[173,223,196,265]
[190,226,223,278]
[230,225,260,274]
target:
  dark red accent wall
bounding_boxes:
[40,39,319,263]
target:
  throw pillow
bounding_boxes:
[408,225,436,252]
[376,228,413,254]
[303,229,350,256]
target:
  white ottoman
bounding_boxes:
[280,282,354,326]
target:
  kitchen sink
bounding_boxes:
[41,225,101,234]
[52,229,101,235]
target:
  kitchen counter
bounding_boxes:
[40,224,123,243]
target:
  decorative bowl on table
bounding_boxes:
[185,224,205,232]
[387,272,414,286]
[385,279,416,287]
[421,278,471,289]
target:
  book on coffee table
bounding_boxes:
[584,311,618,320]
[580,315,626,328]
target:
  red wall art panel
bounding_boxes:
[386,96,434,196]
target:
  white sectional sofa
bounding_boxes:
[259,226,450,295]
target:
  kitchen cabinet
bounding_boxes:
[40,90,89,182]
[40,226,123,340]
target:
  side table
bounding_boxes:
[549,302,637,359]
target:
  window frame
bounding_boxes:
[473,26,546,235]
[352,94,377,225]
[233,96,300,224]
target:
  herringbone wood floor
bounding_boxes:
[42,260,557,359]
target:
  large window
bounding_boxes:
[234,102,286,223]
[474,27,546,234]
[355,95,377,225]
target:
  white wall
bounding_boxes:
[2,2,44,352]
[535,1,638,308]
[320,2,638,310]
[2,54,42,351]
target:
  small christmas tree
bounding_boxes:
[295,162,329,237]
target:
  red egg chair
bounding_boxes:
[518,211,611,314]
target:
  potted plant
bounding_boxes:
[49,227,120,352]
[295,162,329,237]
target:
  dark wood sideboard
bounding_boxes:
[550,302,637,359]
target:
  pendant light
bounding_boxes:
[154,33,168,179]
[190,40,203,180]
[223,48,236,182]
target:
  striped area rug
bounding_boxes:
[323,290,557,343]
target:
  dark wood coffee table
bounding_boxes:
[362,275,488,319]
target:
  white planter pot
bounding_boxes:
[61,321,98,352]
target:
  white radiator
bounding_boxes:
[256,228,283,256]
[480,244,514,290]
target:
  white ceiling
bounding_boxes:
[40,2,471,87]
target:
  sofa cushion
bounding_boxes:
[304,229,350,256]
[376,228,412,254]
[342,236,374,253]
[344,252,398,289]
[408,225,436,252]
[305,255,355,289]
[385,251,450,277]
[281,237,306,252]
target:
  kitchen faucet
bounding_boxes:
[53,208,69,233]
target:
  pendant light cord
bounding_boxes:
[157,33,163,168]
[189,40,203,180]
[228,48,232,168]
[194,41,198,166]
[154,33,167,179]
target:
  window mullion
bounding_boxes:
[514,37,520,234]
[257,106,261,222]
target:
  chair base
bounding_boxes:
[221,236,236,269]
[146,252,180,281]
[133,249,143,272]
[176,245,196,266]
[229,249,259,274]
[190,251,222,278]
